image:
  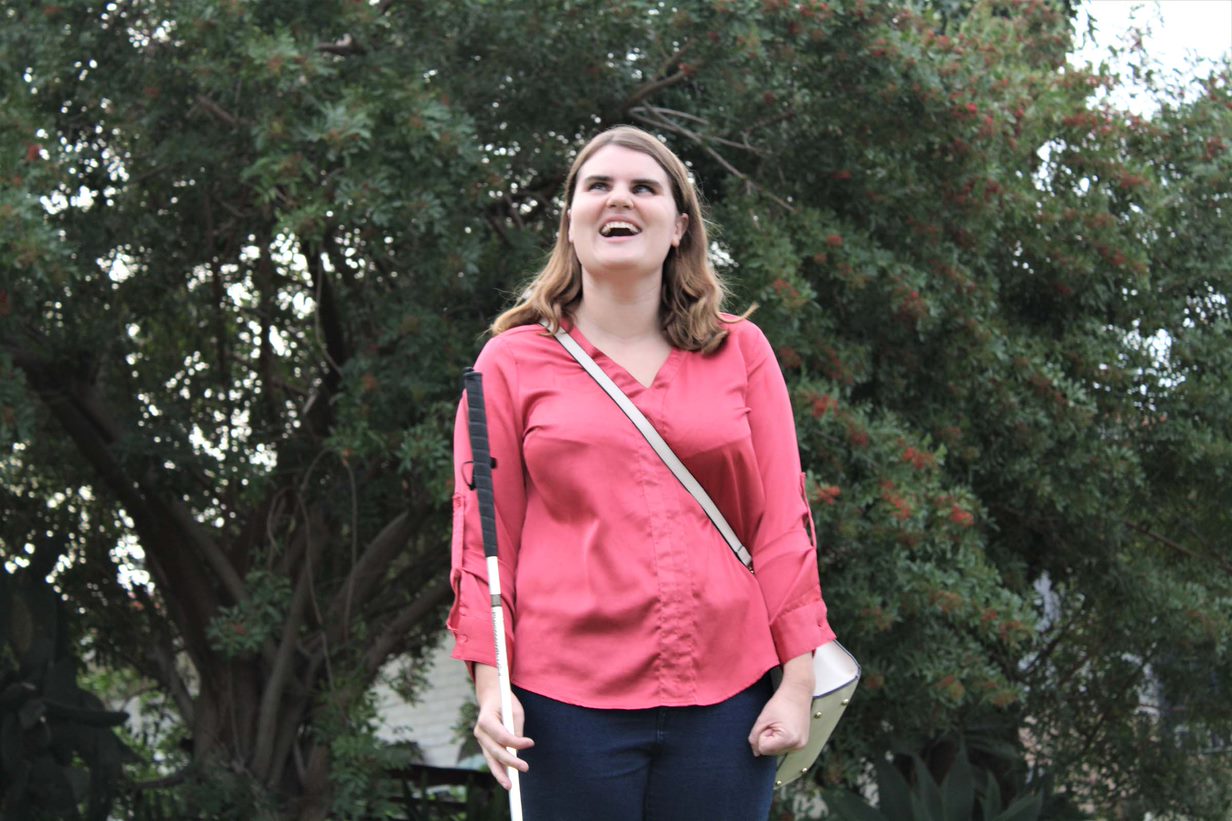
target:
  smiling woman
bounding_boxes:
[447,126,839,820]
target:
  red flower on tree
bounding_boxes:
[901,446,935,470]
[811,394,837,418]
[815,484,841,505]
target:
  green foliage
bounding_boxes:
[310,682,412,820]
[2,0,1229,817]
[205,570,293,658]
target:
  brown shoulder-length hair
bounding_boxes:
[491,126,737,353]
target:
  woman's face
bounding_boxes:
[567,144,688,281]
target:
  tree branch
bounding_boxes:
[1124,519,1232,575]
[740,108,798,144]
[193,94,242,127]
[301,247,349,439]
[628,106,796,212]
[268,652,324,790]
[341,458,360,637]
[640,105,769,154]
[8,347,213,658]
[362,574,452,679]
[147,634,196,726]
[484,211,513,247]
[323,511,416,641]
[7,345,249,666]
[316,33,366,57]
[121,575,198,726]
[482,173,563,244]
[255,240,282,434]
[141,469,249,603]
[1019,602,1085,680]
[129,766,192,791]
[615,42,693,115]
[253,511,326,782]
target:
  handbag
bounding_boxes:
[549,324,860,787]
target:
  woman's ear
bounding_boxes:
[672,213,689,247]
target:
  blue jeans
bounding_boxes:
[514,677,776,821]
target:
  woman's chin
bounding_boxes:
[579,252,669,279]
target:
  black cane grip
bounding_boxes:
[462,369,500,561]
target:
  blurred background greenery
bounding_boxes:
[2,0,1229,818]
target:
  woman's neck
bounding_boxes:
[574,270,663,342]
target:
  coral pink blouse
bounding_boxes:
[448,316,834,709]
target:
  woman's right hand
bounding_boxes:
[473,663,534,789]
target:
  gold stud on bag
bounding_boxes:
[549,324,860,787]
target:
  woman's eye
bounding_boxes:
[583,180,657,194]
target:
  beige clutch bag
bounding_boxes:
[771,640,860,786]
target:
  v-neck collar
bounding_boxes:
[566,323,682,392]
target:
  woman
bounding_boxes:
[448,126,836,820]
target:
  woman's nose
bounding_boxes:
[605,186,631,207]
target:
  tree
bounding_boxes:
[2,0,1229,817]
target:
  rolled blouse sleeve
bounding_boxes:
[447,337,525,671]
[739,323,836,662]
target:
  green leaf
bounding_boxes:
[913,754,945,821]
[824,788,889,821]
[991,793,1043,821]
[981,772,1004,821]
[942,742,975,821]
[874,757,915,821]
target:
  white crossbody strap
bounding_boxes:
[550,326,755,572]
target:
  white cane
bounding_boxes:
[463,369,524,821]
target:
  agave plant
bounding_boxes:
[825,742,1043,821]
[0,545,133,821]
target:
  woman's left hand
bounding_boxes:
[748,652,815,757]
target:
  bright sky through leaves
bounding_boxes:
[1072,0,1232,113]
